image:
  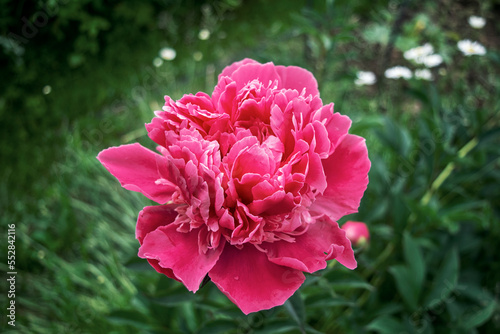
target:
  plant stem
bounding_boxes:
[421,137,478,206]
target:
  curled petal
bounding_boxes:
[311,134,370,221]
[97,143,175,204]
[136,205,178,244]
[275,65,319,97]
[262,216,356,272]
[209,244,305,314]
[139,225,224,292]
[218,58,260,80]
[305,151,327,194]
[312,106,352,154]
[135,205,180,280]
[229,62,281,92]
[147,259,178,281]
[248,190,296,216]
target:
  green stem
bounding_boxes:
[421,137,478,206]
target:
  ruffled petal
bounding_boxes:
[261,216,355,272]
[135,205,180,280]
[311,134,370,221]
[312,106,352,154]
[97,143,175,204]
[209,244,305,314]
[275,65,319,97]
[322,216,357,269]
[139,225,224,292]
[218,58,260,80]
[147,259,178,281]
[229,62,281,91]
[135,205,178,243]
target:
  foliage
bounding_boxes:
[1,0,499,333]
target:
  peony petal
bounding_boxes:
[97,143,175,204]
[248,190,296,216]
[262,216,356,272]
[311,134,370,221]
[275,65,319,97]
[147,259,178,281]
[312,106,352,154]
[139,225,224,292]
[209,244,305,314]
[229,62,281,91]
[135,205,179,244]
[232,143,275,178]
[306,151,327,194]
[212,77,238,116]
[219,58,260,80]
[135,205,180,280]
[321,216,357,269]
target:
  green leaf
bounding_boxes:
[151,293,197,306]
[326,269,374,291]
[197,319,238,334]
[124,256,154,271]
[461,300,497,330]
[371,303,405,318]
[253,320,299,334]
[304,293,356,309]
[374,117,412,157]
[365,316,406,333]
[389,265,418,311]
[423,248,459,308]
[403,232,426,297]
[331,280,374,291]
[284,291,306,333]
[305,325,326,334]
[182,302,197,333]
[106,310,153,329]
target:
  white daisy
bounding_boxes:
[468,16,486,29]
[422,54,443,68]
[404,43,434,62]
[354,71,376,86]
[457,40,486,56]
[414,69,433,81]
[385,66,412,79]
[159,47,176,61]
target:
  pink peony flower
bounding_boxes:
[341,221,370,246]
[97,58,370,314]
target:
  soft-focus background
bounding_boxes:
[2,0,499,333]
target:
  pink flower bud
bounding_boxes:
[342,221,369,246]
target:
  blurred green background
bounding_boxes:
[1,0,500,333]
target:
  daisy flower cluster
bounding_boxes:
[404,43,443,68]
[354,65,433,86]
[384,66,413,80]
[457,40,486,56]
[356,14,490,87]
[354,71,377,86]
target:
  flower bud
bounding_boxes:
[342,221,369,247]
